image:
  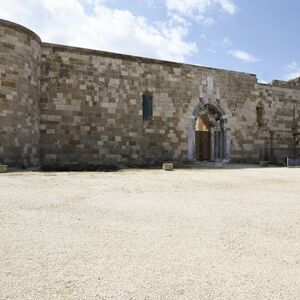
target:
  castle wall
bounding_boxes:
[0,20,41,168]
[0,19,299,169]
[39,43,260,168]
[252,84,300,163]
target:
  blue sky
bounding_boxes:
[1,0,299,82]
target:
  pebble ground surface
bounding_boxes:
[0,166,300,299]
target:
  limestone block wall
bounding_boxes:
[40,42,260,168]
[39,45,190,168]
[1,19,299,168]
[271,78,300,90]
[39,42,300,167]
[252,83,300,163]
[0,20,41,167]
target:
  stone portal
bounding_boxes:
[188,103,230,162]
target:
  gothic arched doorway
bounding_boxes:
[195,116,210,161]
[188,103,230,162]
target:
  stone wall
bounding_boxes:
[0,20,40,168]
[0,19,299,169]
[272,78,300,90]
[38,45,300,166]
[39,43,260,168]
[252,83,300,163]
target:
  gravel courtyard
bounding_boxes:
[0,166,300,299]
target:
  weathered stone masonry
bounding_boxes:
[0,19,299,168]
[0,20,40,168]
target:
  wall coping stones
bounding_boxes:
[41,42,258,78]
[0,19,41,43]
[256,82,300,93]
[270,79,300,90]
[2,18,299,89]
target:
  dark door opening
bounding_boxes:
[195,131,211,161]
[195,116,210,161]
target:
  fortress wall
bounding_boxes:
[40,43,259,168]
[0,19,298,168]
[0,20,41,168]
[252,83,300,163]
[271,79,300,90]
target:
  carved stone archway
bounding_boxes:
[188,103,230,162]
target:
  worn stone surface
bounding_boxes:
[0,20,40,168]
[162,162,173,171]
[0,164,8,172]
[0,19,299,168]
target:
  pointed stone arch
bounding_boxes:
[188,103,231,162]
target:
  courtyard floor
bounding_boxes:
[0,166,300,299]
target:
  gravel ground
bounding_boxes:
[0,166,300,299]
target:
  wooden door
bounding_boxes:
[195,131,210,161]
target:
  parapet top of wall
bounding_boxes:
[1,18,256,79]
[42,42,257,79]
[0,19,41,43]
[268,78,300,90]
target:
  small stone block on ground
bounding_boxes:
[163,162,173,171]
[0,165,8,173]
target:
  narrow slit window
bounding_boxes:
[256,102,263,127]
[142,92,153,119]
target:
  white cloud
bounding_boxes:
[286,61,298,71]
[206,47,216,53]
[221,37,232,48]
[168,13,190,27]
[139,0,157,8]
[284,62,300,80]
[0,0,197,62]
[216,0,236,14]
[286,71,300,80]
[258,79,268,84]
[227,50,261,63]
[164,0,236,23]
[165,0,211,16]
[200,33,207,41]
[195,15,215,26]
